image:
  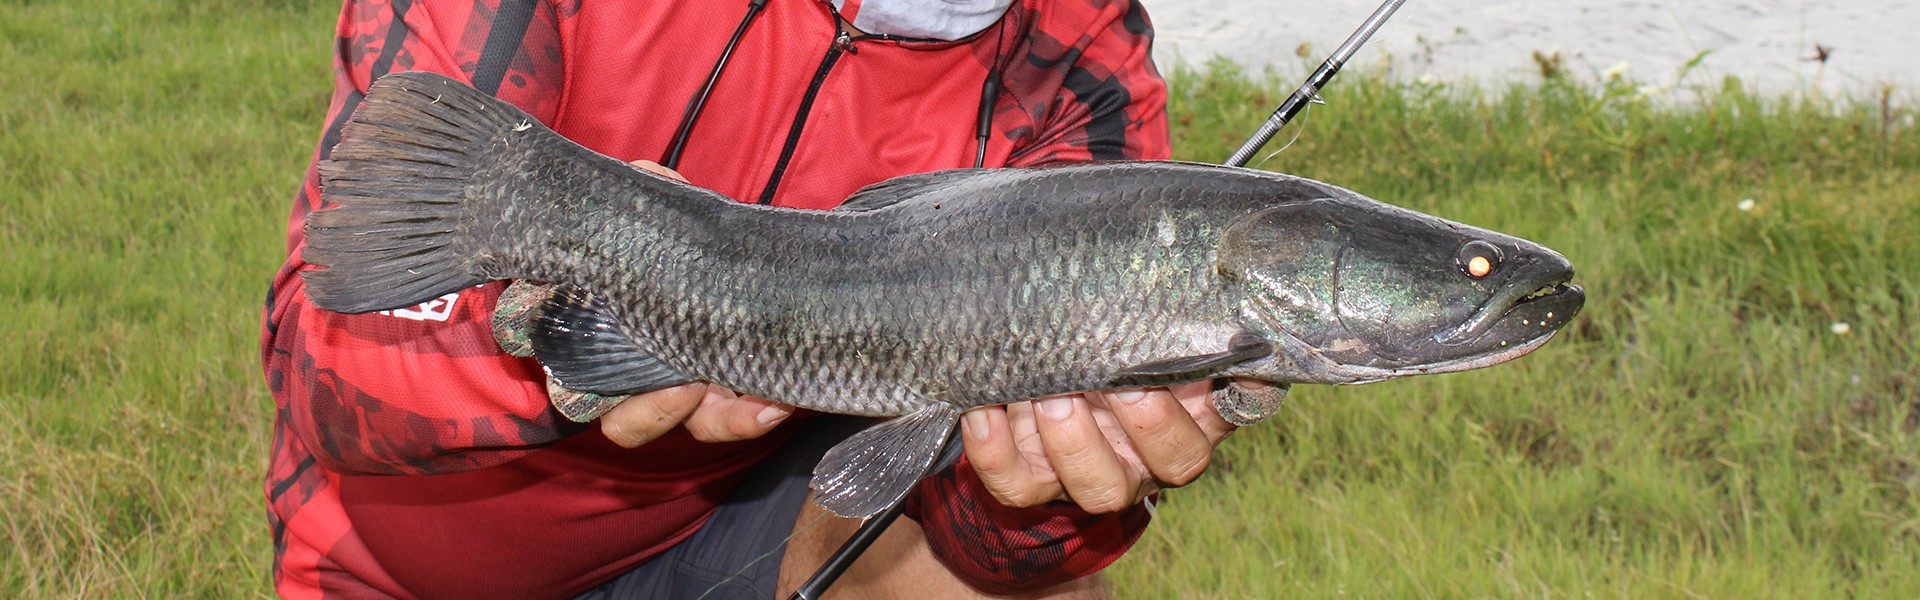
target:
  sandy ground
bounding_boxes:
[1144,0,1917,97]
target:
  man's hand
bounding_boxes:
[590,159,804,447]
[961,381,1248,513]
[541,158,1248,508]
[625,159,686,182]
[598,382,795,447]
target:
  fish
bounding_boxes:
[302,71,1585,518]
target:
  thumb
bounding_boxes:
[628,159,688,183]
[599,382,705,448]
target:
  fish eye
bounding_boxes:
[1457,241,1502,279]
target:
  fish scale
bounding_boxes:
[575,187,1210,415]
[302,72,1583,518]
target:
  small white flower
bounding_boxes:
[1417,74,1436,85]
[1602,61,1630,80]
[1831,322,1852,335]
[1737,198,1756,211]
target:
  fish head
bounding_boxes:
[1216,191,1584,384]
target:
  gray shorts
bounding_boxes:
[575,416,867,600]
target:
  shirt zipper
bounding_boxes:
[756,28,855,205]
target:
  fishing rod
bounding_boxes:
[1226,0,1408,167]
[787,432,960,600]
[790,2,1409,597]
[786,486,911,600]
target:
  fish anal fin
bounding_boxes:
[530,285,693,412]
[1115,331,1273,378]
[811,402,962,518]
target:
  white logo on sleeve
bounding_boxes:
[377,292,461,322]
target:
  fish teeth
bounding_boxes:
[1519,285,1560,303]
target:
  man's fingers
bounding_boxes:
[627,159,688,182]
[1032,394,1140,513]
[600,383,705,448]
[684,386,793,442]
[1103,387,1212,488]
[962,405,1062,508]
[1172,380,1240,443]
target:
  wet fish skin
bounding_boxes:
[313,100,1268,418]
[302,72,1583,517]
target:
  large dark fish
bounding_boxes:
[303,72,1585,518]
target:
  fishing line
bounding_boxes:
[694,494,841,600]
[1226,0,1406,167]
[1252,94,1317,169]
[700,2,1406,597]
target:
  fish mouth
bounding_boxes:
[1518,282,1573,304]
[1433,259,1582,347]
[1313,279,1582,382]
[1242,275,1583,385]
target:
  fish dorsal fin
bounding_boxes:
[836,168,997,212]
[529,285,693,407]
[1115,332,1273,378]
[811,402,962,518]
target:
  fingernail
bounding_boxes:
[756,404,792,426]
[1108,389,1149,405]
[1037,396,1075,421]
[964,410,991,440]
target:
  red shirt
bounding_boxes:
[262,0,1170,597]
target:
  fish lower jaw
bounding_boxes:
[1262,330,1558,385]
[1368,331,1557,379]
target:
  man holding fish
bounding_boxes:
[262,0,1239,597]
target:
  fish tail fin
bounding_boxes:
[301,71,539,313]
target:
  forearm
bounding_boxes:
[264,0,578,475]
[906,458,1150,593]
[265,278,586,475]
[902,1,1170,588]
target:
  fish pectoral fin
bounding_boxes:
[836,169,996,211]
[811,402,962,518]
[1114,332,1273,377]
[529,285,693,419]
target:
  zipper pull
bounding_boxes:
[835,29,856,54]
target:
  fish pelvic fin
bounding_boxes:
[811,402,962,518]
[302,71,547,313]
[531,285,694,419]
[1113,331,1273,379]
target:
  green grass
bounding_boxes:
[3,1,1917,597]
[1,0,332,596]
[1108,62,1920,597]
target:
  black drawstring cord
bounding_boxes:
[670,0,1006,171]
[663,0,769,170]
[793,17,1011,600]
[972,15,1009,168]
[659,7,1009,593]
[972,63,1000,168]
